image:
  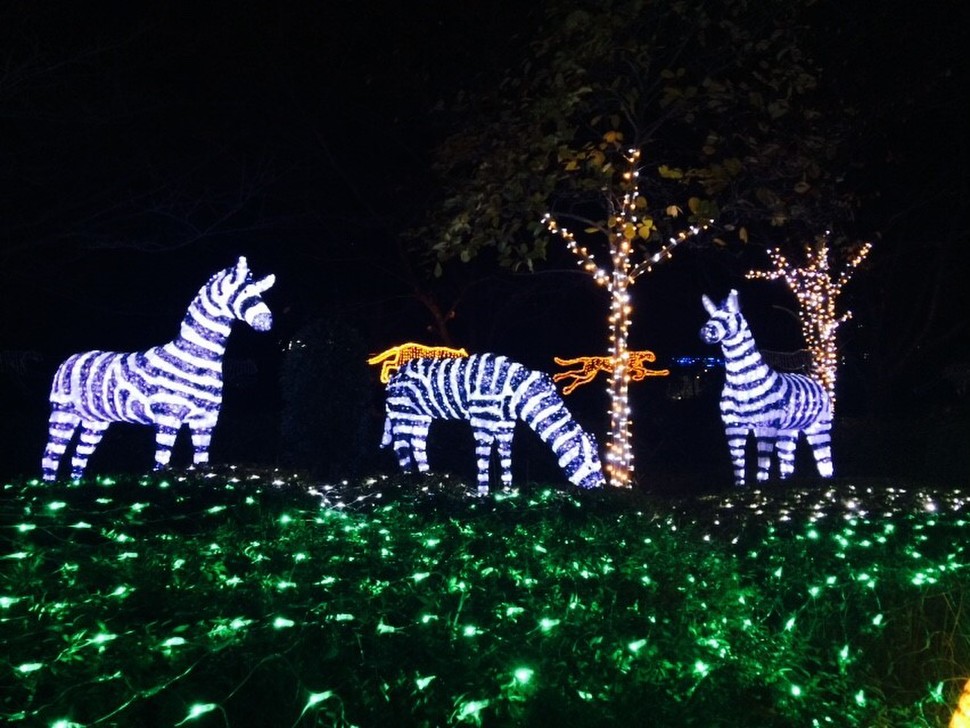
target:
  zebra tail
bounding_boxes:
[381,413,392,448]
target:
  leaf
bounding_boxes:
[658,164,684,180]
[637,218,654,238]
[622,223,636,240]
[687,197,701,214]
[723,157,743,176]
[665,205,682,218]
[635,195,648,209]
[739,227,749,243]
[794,180,811,194]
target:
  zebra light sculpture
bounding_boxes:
[41,257,275,481]
[700,289,833,487]
[382,353,606,494]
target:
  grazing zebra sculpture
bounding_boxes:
[382,353,606,494]
[700,289,833,487]
[41,257,275,481]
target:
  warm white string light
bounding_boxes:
[544,147,710,487]
[746,234,872,409]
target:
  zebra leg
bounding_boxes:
[71,421,110,480]
[754,428,774,483]
[152,416,183,470]
[188,414,218,469]
[42,407,81,482]
[385,415,423,473]
[189,426,214,468]
[723,424,748,487]
[407,418,432,474]
[471,427,496,495]
[494,423,515,492]
[805,421,834,478]
[775,430,799,479]
[391,430,415,473]
[381,414,411,471]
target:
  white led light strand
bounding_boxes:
[746,234,872,409]
[544,148,710,487]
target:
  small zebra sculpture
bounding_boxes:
[41,257,275,481]
[382,353,606,494]
[700,289,833,487]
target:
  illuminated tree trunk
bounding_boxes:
[606,249,634,486]
[546,146,708,488]
[746,236,872,411]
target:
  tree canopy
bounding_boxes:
[413,0,863,274]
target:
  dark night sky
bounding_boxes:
[1,2,545,348]
[2,1,969,482]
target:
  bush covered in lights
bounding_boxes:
[2,471,968,726]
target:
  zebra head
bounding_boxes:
[564,428,607,489]
[700,289,742,345]
[216,256,276,331]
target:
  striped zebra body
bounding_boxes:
[700,289,833,487]
[41,256,275,481]
[382,353,605,494]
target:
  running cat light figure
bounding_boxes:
[41,257,275,481]
[700,289,833,487]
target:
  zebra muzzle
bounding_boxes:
[700,324,720,344]
[250,312,273,331]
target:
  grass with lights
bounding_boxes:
[2,470,968,726]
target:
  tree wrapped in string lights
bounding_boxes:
[544,147,708,488]
[745,234,872,410]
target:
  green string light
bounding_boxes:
[174,703,218,725]
[2,473,967,726]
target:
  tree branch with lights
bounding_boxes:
[545,144,709,488]
[745,234,872,410]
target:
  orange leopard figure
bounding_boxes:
[367,342,469,384]
[553,351,669,395]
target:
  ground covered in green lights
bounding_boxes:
[2,471,968,727]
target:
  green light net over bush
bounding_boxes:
[2,471,967,726]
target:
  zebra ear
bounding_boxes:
[253,273,275,293]
[231,257,249,284]
[726,289,740,313]
[701,294,717,316]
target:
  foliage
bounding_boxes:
[279,318,375,479]
[414,0,859,275]
[2,470,967,726]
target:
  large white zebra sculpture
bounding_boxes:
[41,257,275,481]
[700,289,833,487]
[382,353,606,494]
